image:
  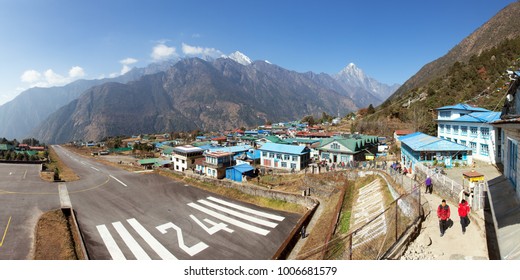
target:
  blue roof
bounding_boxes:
[436,103,489,112]
[399,132,471,152]
[211,145,251,154]
[452,112,501,123]
[227,163,254,173]
[258,142,309,155]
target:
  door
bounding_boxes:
[508,139,518,188]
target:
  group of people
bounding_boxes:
[426,175,471,237]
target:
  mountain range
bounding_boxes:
[0,51,397,143]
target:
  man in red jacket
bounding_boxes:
[437,199,450,237]
[458,199,471,234]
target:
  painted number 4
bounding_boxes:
[156,222,209,257]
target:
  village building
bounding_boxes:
[195,151,234,179]
[258,143,310,171]
[171,145,204,172]
[317,135,379,163]
[436,103,501,164]
[399,132,473,171]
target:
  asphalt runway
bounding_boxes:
[53,146,301,260]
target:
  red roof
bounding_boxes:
[211,137,227,141]
[394,129,414,136]
[29,146,45,151]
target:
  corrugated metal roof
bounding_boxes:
[227,163,254,173]
[211,145,251,154]
[258,143,309,155]
[452,112,501,123]
[399,132,471,151]
[436,103,489,112]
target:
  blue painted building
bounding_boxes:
[226,164,255,182]
[400,132,473,170]
[258,143,310,171]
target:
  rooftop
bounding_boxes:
[258,142,309,155]
[399,132,471,152]
[450,111,501,123]
[436,103,490,112]
[172,145,203,153]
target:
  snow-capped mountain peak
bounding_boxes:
[228,51,252,65]
[338,62,366,81]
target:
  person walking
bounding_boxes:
[458,199,471,234]
[437,199,451,237]
[425,175,433,194]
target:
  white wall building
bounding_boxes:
[171,145,204,172]
[436,104,501,164]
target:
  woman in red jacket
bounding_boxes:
[458,199,471,234]
[437,199,450,237]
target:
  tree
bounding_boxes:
[301,115,316,126]
[53,167,60,181]
[367,104,375,114]
[22,138,40,146]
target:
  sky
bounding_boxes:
[0,0,517,105]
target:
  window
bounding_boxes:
[480,144,489,156]
[439,111,450,118]
[276,153,282,159]
[322,153,329,159]
[331,143,340,150]
[439,124,445,133]
[481,127,490,139]
[446,125,451,134]
[469,142,477,153]
[290,163,297,169]
[453,139,458,143]
[262,151,267,157]
[269,153,274,158]
[460,140,467,146]
[292,155,298,162]
[452,125,459,135]
[470,127,478,137]
[283,154,290,160]
[461,126,468,136]
[281,162,287,168]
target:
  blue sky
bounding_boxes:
[0,0,517,105]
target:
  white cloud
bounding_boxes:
[181,43,223,58]
[19,66,87,88]
[192,33,201,38]
[69,66,86,78]
[20,70,42,83]
[119,57,138,75]
[151,44,177,61]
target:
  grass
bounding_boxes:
[41,146,80,182]
[33,209,82,260]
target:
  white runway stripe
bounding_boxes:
[188,203,270,236]
[126,218,177,260]
[110,175,128,187]
[207,196,285,221]
[112,221,151,260]
[96,224,126,260]
[198,199,278,228]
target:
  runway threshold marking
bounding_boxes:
[23,170,27,180]
[0,216,12,247]
[90,166,100,172]
[109,175,128,187]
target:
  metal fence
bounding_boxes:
[298,187,422,260]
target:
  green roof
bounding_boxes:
[109,147,133,153]
[138,158,160,165]
[192,141,212,147]
[264,135,289,144]
[15,151,37,156]
[162,147,174,155]
[0,144,14,151]
[318,135,378,153]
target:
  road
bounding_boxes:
[53,146,301,260]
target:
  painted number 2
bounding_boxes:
[156,222,209,256]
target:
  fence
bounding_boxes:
[298,186,422,260]
[413,162,486,210]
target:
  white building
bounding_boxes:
[171,145,204,172]
[436,104,501,164]
[258,143,310,171]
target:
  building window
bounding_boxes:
[276,153,282,160]
[283,154,290,160]
[292,155,298,162]
[470,127,478,137]
[446,138,451,141]
[470,142,477,153]
[439,111,450,118]
[480,144,489,156]
[290,163,296,169]
[322,153,329,159]
[262,151,267,157]
[481,127,490,139]
[281,162,287,168]
[453,139,458,143]
[331,143,340,150]
[461,126,467,136]
[452,125,459,135]
[269,153,274,158]
[460,140,467,146]
[446,125,451,134]
[439,124,445,133]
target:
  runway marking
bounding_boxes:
[23,170,27,180]
[198,199,278,228]
[112,221,151,260]
[189,215,233,235]
[188,202,270,236]
[96,224,126,260]
[90,166,100,172]
[0,216,11,247]
[109,175,128,187]
[127,218,177,260]
[207,196,285,221]
[157,222,209,256]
